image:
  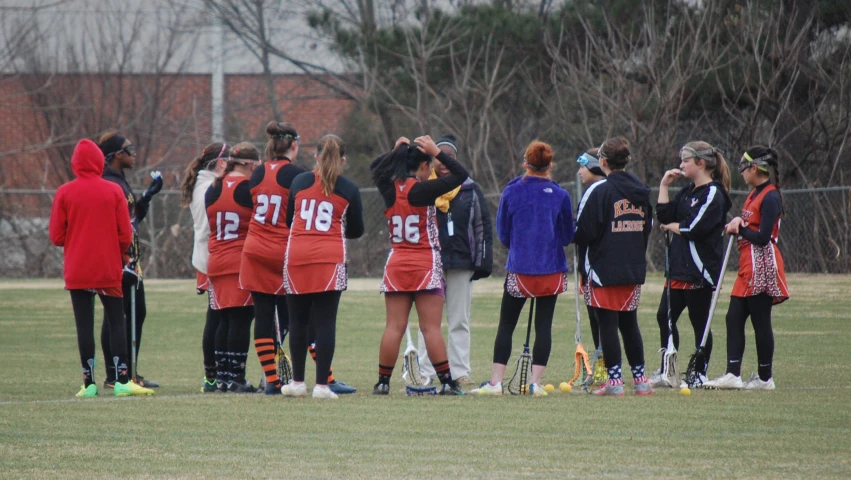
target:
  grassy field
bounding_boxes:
[1,274,850,479]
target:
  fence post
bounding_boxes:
[147,198,158,278]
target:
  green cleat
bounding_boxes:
[114,380,155,397]
[202,377,217,393]
[75,384,98,398]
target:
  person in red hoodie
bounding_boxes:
[49,139,155,398]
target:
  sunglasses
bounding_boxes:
[118,145,137,156]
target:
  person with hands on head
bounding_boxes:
[471,140,574,397]
[99,131,163,390]
[415,134,493,387]
[369,135,469,395]
[575,148,606,350]
[49,138,154,398]
[703,145,789,391]
[652,141,732,388]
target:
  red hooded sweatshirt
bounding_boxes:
[49,139,133,290]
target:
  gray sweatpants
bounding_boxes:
[417,269,474,378]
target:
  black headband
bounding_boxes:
[99,134,127,159]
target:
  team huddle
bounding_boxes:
[49,123,789,399]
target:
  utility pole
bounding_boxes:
[211,18,225,142]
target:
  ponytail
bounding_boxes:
[181,143,227,206]
[713,151,731,193]
[316,134,345,196]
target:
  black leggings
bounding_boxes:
[595,308,645,372]
[101,272,146,380]
[586,305,600,349]
[71,290,128,385]
[287,291,342,385]
[656,286,713,373]
[202,303,221,378]
[725,294,774,379]
[251,291,288,340]
[493,292,558,367]
[215,306,254,382]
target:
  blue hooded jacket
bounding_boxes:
[497,175,574,275]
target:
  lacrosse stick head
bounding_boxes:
[405,384,438,396]
[402,350,429,387]
[663,349,679,388]
[683,347,707,388]
[276,348,293,386]
[506,352,532,395]
[570,343,591,386]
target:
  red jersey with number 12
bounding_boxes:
[207,176,252,276]
[380,178,442,292]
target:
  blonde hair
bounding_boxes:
[316,134,345,196]
[683,141,731,192]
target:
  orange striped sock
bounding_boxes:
[254,338,279,386]
[309,342,335,383]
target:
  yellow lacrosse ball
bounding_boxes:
[559,382,572,392]
[680,387,692,396]
[544,384,555,393]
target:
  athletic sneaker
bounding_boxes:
[328,380,357,395]
[438,382,466,396]
[634,380,654,396]
[281,381,308,397]
[264,381,282,395]
[202,378,217,393]
[114,380,155,397]
[743,374,776,390]
[454,375,474,386]
[529,383,548,397]
[703,373,744,390]
[649,369,669,388]
[372,383,390,395]
[594,381,625,397]
[216,380,228,393]
[470,381,503,396]
[135,375,160,388]
[312,385,339,400]
[229,379,258,394]
[75,384,98,398]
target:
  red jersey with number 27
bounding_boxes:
[380,178,443,292]
[207,175,252,276]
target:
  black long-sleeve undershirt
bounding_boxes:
[739,182,782,246]
[370,151,469,208]
[285,172,364,239]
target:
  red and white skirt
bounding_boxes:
[506,271,568,298]
[208,273,253,310]
[284,263,347,295]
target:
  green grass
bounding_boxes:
[1,274,850,479]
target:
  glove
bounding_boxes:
[140,171,163,203]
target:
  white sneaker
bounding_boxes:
[529,383,548,397]
[743,374,776,390]
[703,373,744,390]
[312,385,339,399]
[649,369,670,388]
[470,381,503,396]
[281,381,308,397]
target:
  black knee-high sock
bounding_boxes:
[656,288,687,369]
[595,308,622,381]
[252,292,279,386]
[227,306,254,383]
[122,276,146,374]
[214,309,230,385]
[685,287,713,374]
[310,291,341,386]
[286,294,311,383]
[100,307,113,382]
[78,291,129,385]
[202,304,220,381]
[531,295,557,366]
[586,306,601,349]
[102,294,130,384]
[493,291,525,365]
[617,310,645,380]
[71,290,97,387]
[749,294,775,381]
[725,296,749,376]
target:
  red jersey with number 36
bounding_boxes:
[380,178,442,292]
[207,175,252,276]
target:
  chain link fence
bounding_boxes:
[2,185,849,279]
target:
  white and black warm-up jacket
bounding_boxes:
[656,180,732,287]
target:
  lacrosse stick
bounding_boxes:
[403,327,436,396]
[507,298,535,395]
[569,246,592,387]
[686,234,735,388]
[661,232,679,388]
[273,310,292,386]
[128,267,138,383]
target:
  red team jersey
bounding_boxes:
[240,160,299,294]
[731,184,789,303]
[206,174,253,309]
[284,180,352,294]
[380,178,443,292]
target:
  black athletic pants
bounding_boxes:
[656,286,713,374]
[725,294,774,380]
[251,291,288,341]
[287,291,342,385]
[595,308,645,372]
[586,306,601,349]
[202,303,221,380]
[101,272,145,381]
[493,292,558,367]
[71,290,128,386]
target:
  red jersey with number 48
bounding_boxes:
[206,175,253,276]
[380,178,443,292]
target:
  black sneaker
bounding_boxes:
[135,375,160,388]
[216,380,228,393]
[372,383,390,395]
[229,379,258,394]
[103,380,115,390]
[202,378,217,393]
[264,381,282,396]
[439,382,466,396]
